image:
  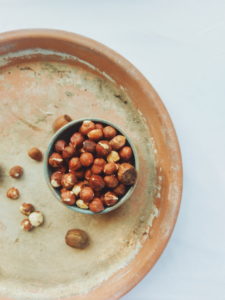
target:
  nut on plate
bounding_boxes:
[50,171,63,188]
[76,199,89,209]
[80,152,94,167]
[119,146,133,161]
[21,218,33,231]
[9,165,23,179]
[62,145,75,159]
[87,128,103,141]
[7,187,20,199]
[96,140,112,157]
[48,153,63,167]
[79,120,96,135]
[61,173,77,189]
[103,191,119,206]
[70,132,84,147]
[118,163,137,185]
[55,140,66,152]
[110,135,126,150]
[104,175,119,188]
[53,114,72,132]
[28,147,43,161]
[103,126,117,139]
[28,211,44,227]
[103,162,118,175]
[65,229,89,249]
[69,157,82,171]
[107,151,120,163]
[61,190,76,205]
[83,140,96,153]
[20,203,35,216]
[80,186,94,202]
[89,197,104,213]
[89,175,105,191]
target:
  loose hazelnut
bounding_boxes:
[53,114,72,132]
[103,126,117,139]
[20,203,35,216]
[69,157,82,171]
[80,152,94,167]
[21,219,33,231]
[118,163,137,185]
[103,191,119,206]
[61,190,76,205]
[94,158,106,167]
[9,165,23,179]
[84,169,92,180]
[62,145,75,159]
[70,132,84,148]
[28,211,44,227]
[61,173,77,189]
[103,162,118,175]
[91,164,103,175]
[48,153,63,168]
[65,229,89,249]
[83,140,96,153]
[55,140,66,152]
[95,123,104,129]
[89,175,105,191]
[50,171,63,188]
[107,151,120,163]
[73,169,85,179]
[7,187,20,199]
[72,181,87,196]
[113,183,127,196]
[76,199,89,209]
[96,140,112,157]
[87,129,103,141]
[119,146,133,161]
[110,135,126,150]
[89,198,104,213]
[80,186,94,203]
[79,120,96,135]
[28,147,43,161]
[104,175,119,188]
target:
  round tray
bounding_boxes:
[0,29,182,300]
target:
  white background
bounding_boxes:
[1,1,225,299]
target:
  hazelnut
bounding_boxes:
[28,147,43,161]
[21,219,33,231]
[28,211,44,227]
[103,162,118,175]
[119,146,133,161]
[104,175,119,188]
[76,199,89,209]
[70,132,84,148]
[80,186,94,203]
[72,181,87,196]
[107,151,120,163]
[7,187,20,199]
[87,129,103,141]
[84,169,92,180]
[91,164,103,175]
[80,152,94,167]
[94,158,106,167]
[61,173,77,189]
[53,114,72,132]
[118,163,137,185]
[73,169,85,179]
[83,140,96,153]
[69,157,82,171]
[110,135,126,150]
[56,165,67,174]
[9,165,23,179]
[89,175,105,191]
[55,140,66,152]
[65,229,89,249]
[89,198,104,213]
[48,153,63,168]
[103,191,119,206]
[95,123,104,129]
[20,203,35,216]
[96,140,112,157]
[62,145,75,159]
[61,190,76,205]
[50,171,63,188]
[79,120,96,135]
[103,126,117,139]
[113,183,127,196]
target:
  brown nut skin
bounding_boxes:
[103,126,117,139]
[89,175,105,191]
[7,187,20,200]
[94,158,106,167]
[96,140,112,157]
[118,163,137,185]
[80,186,94,203]
[113,183,127,196]
[79,120,96,135]
[91,164,103,175]
[61,173,77,189]
[65,229,89,249]
[80,152,94,167]
[20,203,35,216]
[70,132,84,148]
[9,166,23,179]
[73,169,85,179]
[95,123,104,129]
[72,181,88,196]
[87,129,103,141]
[83,140,96,153]
[110,135,126,150]
[89,198,104,213]
[56,165,67,174]
[104,175,119,188]
[62,145,75,159]
[119,146,133,161]
[61,190,76,206]
[50,171,63,188]
[21,219,33,231]
[107,151,120,163]
[103,162,118,175]
[48,153,63,168]
[28,147,43,161]
[53,114,72,132]
[103,191,119,206]
[69,157,82,171]
[55,140,66,152]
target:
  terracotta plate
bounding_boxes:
[0,29,182,300]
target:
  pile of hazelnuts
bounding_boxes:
[48,120,137,213]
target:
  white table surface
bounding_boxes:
[0,1,225,299]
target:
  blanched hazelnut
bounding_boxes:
[94,158,106,167]
[61,173,77,189]
[91,164,103,175]
[95,123,104,129]
[110,135,126,150]
[9,165,23,179]
[73,169,85,179]
[119,146,133,161]
[76,199,89,209]
[103,126,117,139]
[83,140,96,153]
[89,175,105,191]
[80,186,94,202]
[89,198,104,213]
[53,115,72,132]
[72,181,87,196]
[20,203,35,216]
[65,229,89,249]
[84,169,92,180]
[118,163,137,185]
[55,140,66,152]
[96,140,112,157]
[69,157,82,171]
[80,152,94,167]
[61,190,76,205]
[48,153,63,168]
[113,183,126,196]
[104,175,119,188]
[70,132,84,147]
[103,162,118,175]
[62,145,75,159]
[21,219,33,231]
[50,171,63,188]
[28,147,43,161]
[79,120,96,135]
[28,211,44,227]
[7,187,20,199]
[87,129,103,141]
[107,151,120,163]
[103,192,119,206]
